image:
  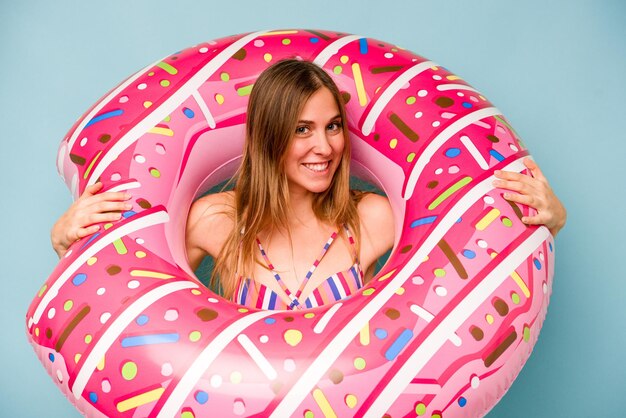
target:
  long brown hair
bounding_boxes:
[213,59,360,299]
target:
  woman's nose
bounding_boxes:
[312,129,332,154]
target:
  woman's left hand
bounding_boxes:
[493,157,567,237]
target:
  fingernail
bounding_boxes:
[124,193,132,199]
[503,192,510,199]
[494,170,501,175]
[125,203,132,210]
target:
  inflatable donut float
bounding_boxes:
[27,29,554,418]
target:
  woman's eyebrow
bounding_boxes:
[297,114,342,124]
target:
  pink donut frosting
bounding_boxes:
[27,29,553,418]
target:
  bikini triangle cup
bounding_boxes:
[234,224,364,310]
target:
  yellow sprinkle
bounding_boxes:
[189,331,201,342]
[446,75,461,81]
[304,312,315,319]
[97,356,105,371]
[130,270,174,279]
[351,63,367,106]
[377,270,395,281]
[312,388,338,418]
[148,127,174,136]
[395,287,405,295]
[281,38,291,45]
[238,307,249,313]
[511,270,531,298]
[74,353,81,364]
[116,387,165,412]
[220,72,230,82]
[215,93,225,105]
[263,53,272,62]
[230,371,242,384]
[83,150,102,180]
[340,55,349,64]
[87,257,98,266]
[84,334,92,344]
[135,251,146,259]
[191,289,202,295]
[476,208,501,231]
[389,138,398,149]
[34,327,40,337]
[284,329,303,347]
[263,30,299,36]
[359,322,370,346]
[430,66,439,71]
[486,314,494,324]
[345,394,358,409]
[104,223,113,230]
[143,101,152,108]
[407,152,416,162]
[362,288,375,296]
[38,284,47,297]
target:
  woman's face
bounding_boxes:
[284,87,345,197]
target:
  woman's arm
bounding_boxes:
[185,192,235,270]
[356,193,395,281]
[493,157,567,237]
[51,182,132,258]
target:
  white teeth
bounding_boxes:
[303,162,329,172]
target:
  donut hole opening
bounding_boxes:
[191,175,391,297]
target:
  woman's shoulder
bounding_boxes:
[355,192,393,224]
[189,191,235,218]
[354,191,395,262]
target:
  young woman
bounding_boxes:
[51,59,567,310]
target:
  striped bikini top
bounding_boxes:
[233,225,363,310]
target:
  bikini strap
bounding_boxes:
[255,238,301,309]
[342,224,364,282]
[256,228,340,310]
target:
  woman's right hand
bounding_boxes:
[51,182,132,258]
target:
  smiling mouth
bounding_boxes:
[302,161,330,172]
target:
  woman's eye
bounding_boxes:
[327,121,342,132]
[295,126,309,135]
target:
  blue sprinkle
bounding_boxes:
[410,216,437,228]
[72,273,87,286]
[121,333,180,348]
[195,390,209,404]
[183,107,195,118]
[384,328,414,361]
[309,37,319,43]
[265,318,276,325]
[445,148,461,158]
[48,353,55,362]
[89,392,98,403]
[136,315,149,326]
[122,210,137,218]
[489,149,505,161]
[85,109,123,128]
[456,217,463,223]
[80,231,101,250]
[462,249,476,259]
[549,242,553,252]
[359,38,368,54]
[458,397,467,407]
[462,102,473,108]
[533,258,542,270]
[374,328,388,339]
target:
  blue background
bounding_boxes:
[2,1,624,416]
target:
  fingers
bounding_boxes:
[523,157,547,181]
[82,181,104,197]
